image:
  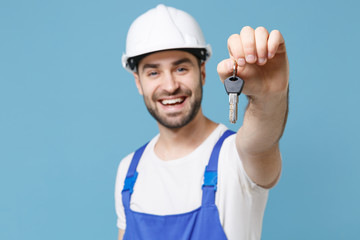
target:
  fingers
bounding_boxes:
[227,26,283,65]
[227,34,245,66]
[268,30,285,59]
[255,27,269,65]
[240,26,256,64]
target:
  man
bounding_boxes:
[115,4,288,240]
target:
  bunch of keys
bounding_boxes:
[224,61,244,124]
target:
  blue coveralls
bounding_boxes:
[121,130,235,240]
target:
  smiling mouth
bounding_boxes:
[160,97,186,106]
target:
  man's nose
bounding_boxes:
[162,72,180,93]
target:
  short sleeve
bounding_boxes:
[221,134,268,193]
[216,130,269,239]
[114,153,133,230]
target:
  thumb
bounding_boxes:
[217,58,235,83]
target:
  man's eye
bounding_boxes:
[177,67,187,72]
[148,71,158,76]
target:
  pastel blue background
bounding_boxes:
[1,0,359,239]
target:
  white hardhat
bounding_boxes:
[122,4,212,73]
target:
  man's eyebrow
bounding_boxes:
[142,63,160,72]
[172,58,194,66]
[141,58,194,72]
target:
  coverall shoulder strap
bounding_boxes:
[122,142,148,209]
[202,129,236,206]
[206,129,236,172]
[126,142,148,177]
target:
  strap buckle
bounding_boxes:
[122,171,138,194]
[202,171,218,191]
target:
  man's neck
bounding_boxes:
[155,111,218,161]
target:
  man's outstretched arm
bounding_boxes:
[217,26,289,188]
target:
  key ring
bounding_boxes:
[232,60,238,78]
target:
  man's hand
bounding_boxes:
[217,26,289,100]
[217,26,289,189]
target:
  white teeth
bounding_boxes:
[161,98,184,105]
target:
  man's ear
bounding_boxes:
[200,62,206,86]
[133,72,143,95]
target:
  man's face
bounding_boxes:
[133,50,206,129]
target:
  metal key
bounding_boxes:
[224,61,244,124]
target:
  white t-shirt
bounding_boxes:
[115,124,269,240]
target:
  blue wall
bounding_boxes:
[1,0,359,239]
